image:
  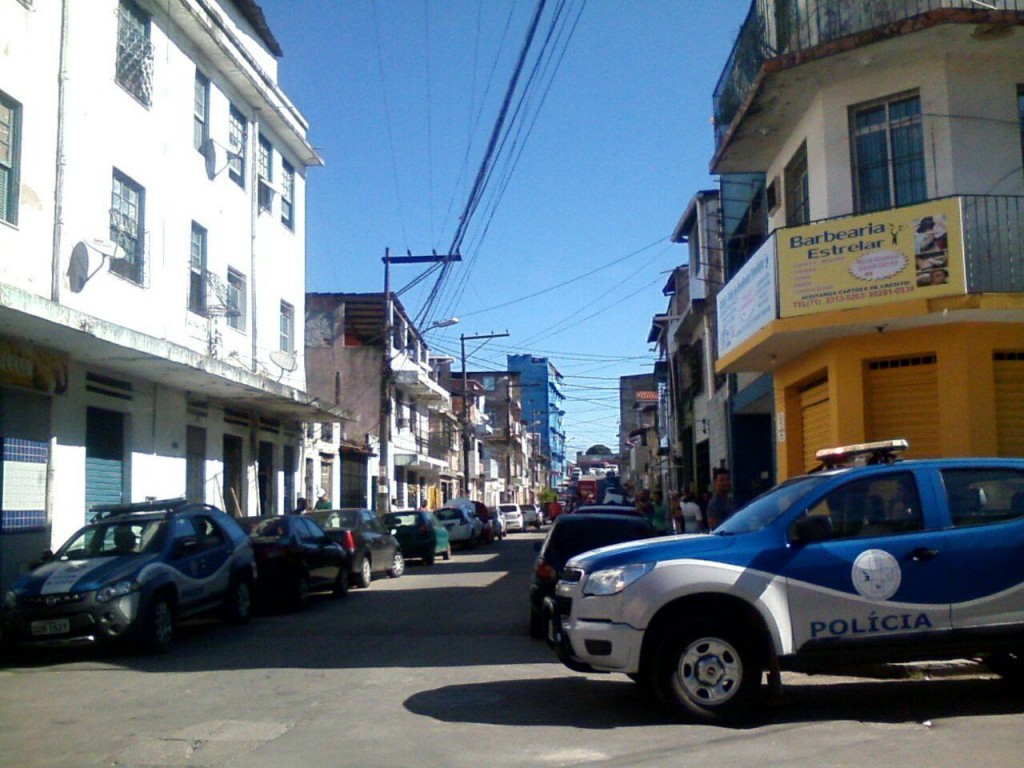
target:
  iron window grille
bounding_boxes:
[115,0,154,107]
[784,142,810,227]
[850,91,926,214]
[109,170,145,284]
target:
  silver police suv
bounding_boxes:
[549,441,1024,722]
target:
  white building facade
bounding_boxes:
[0,0,340,592]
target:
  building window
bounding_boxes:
[228,105,247,187]
[0,91,20,226]
[115,0,153,107]
[280,301,295,353]
[850,92,926,213]
[257,135,273,211]
[281,159,295,229]
[110,169,145,284]
[784,142,810,227]
[188,222,207,314]
[226,268,246,331]
[193,70,209,152]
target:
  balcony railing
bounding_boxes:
[961,195,1024,292]
[713,0,1024,148]
[718,194,1023,359]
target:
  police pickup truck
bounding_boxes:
[548,441,1024,722]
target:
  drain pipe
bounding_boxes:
[50,0,70,303]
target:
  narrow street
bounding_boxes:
[1,531,1021,768]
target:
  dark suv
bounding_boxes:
[529,511,654,638]
[2,498,256,653]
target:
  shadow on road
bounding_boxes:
[404,673,1024,729]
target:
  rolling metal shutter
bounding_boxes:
[800,378,830,473]
[85,408,124,516]
[994,352,1024,457]
[866,355,939,459]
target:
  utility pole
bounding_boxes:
[460,331,509,500]
[379,249,461,518]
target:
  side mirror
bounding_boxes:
[30,549,55,569]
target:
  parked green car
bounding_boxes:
[383,510,451,565]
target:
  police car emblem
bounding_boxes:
[851,549,901,600]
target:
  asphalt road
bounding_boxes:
[1,529,1022,768]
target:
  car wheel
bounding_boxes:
[355,556,372,588]
[291,573,310,611]
[442,544,452,561]
[332,568,349,598]
[653,622,762,723]
[986,651,1024,683]
[423,550,436,566]
[141,597,174,654]
[224,577,252,624]
[388,551,405,578]
[529,606,545,639]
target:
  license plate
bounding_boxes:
[31,618,70,636]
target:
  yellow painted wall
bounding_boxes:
[774,322,1024,479]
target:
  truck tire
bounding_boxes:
[653,621,762,723]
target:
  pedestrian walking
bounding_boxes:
[705,468,736,530]
[651,491,670,535]
[680,491,704,533]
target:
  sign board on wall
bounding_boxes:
[778,198,965,317]
[717,236,778,358]
[0,336,68,395]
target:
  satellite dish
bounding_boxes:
[67,240,119,292]
[202,138,239,179]
[269,350,298,372]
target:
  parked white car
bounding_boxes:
[435,506,483,547]
[498,503,524,532]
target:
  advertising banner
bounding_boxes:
[778,198,965,317]
[717,236,777,358]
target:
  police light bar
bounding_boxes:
[814,439,909,469]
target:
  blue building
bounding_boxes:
[508,354,566,489]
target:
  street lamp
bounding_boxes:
[423,317,460,331]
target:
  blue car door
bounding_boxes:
[780,468,952,651]
[936,466,1024,630]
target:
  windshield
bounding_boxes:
[714,475,831,535]
[436,508,463,522]
[56,519,167,559]
[250,518,290,538]
[385,513,418,527]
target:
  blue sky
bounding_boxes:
[258,0,751,457]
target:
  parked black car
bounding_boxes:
[238,515,350,610]
[529,512,654,638]
[383,510,451,565]
[304,509,404,588]
[2,498,255,654]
